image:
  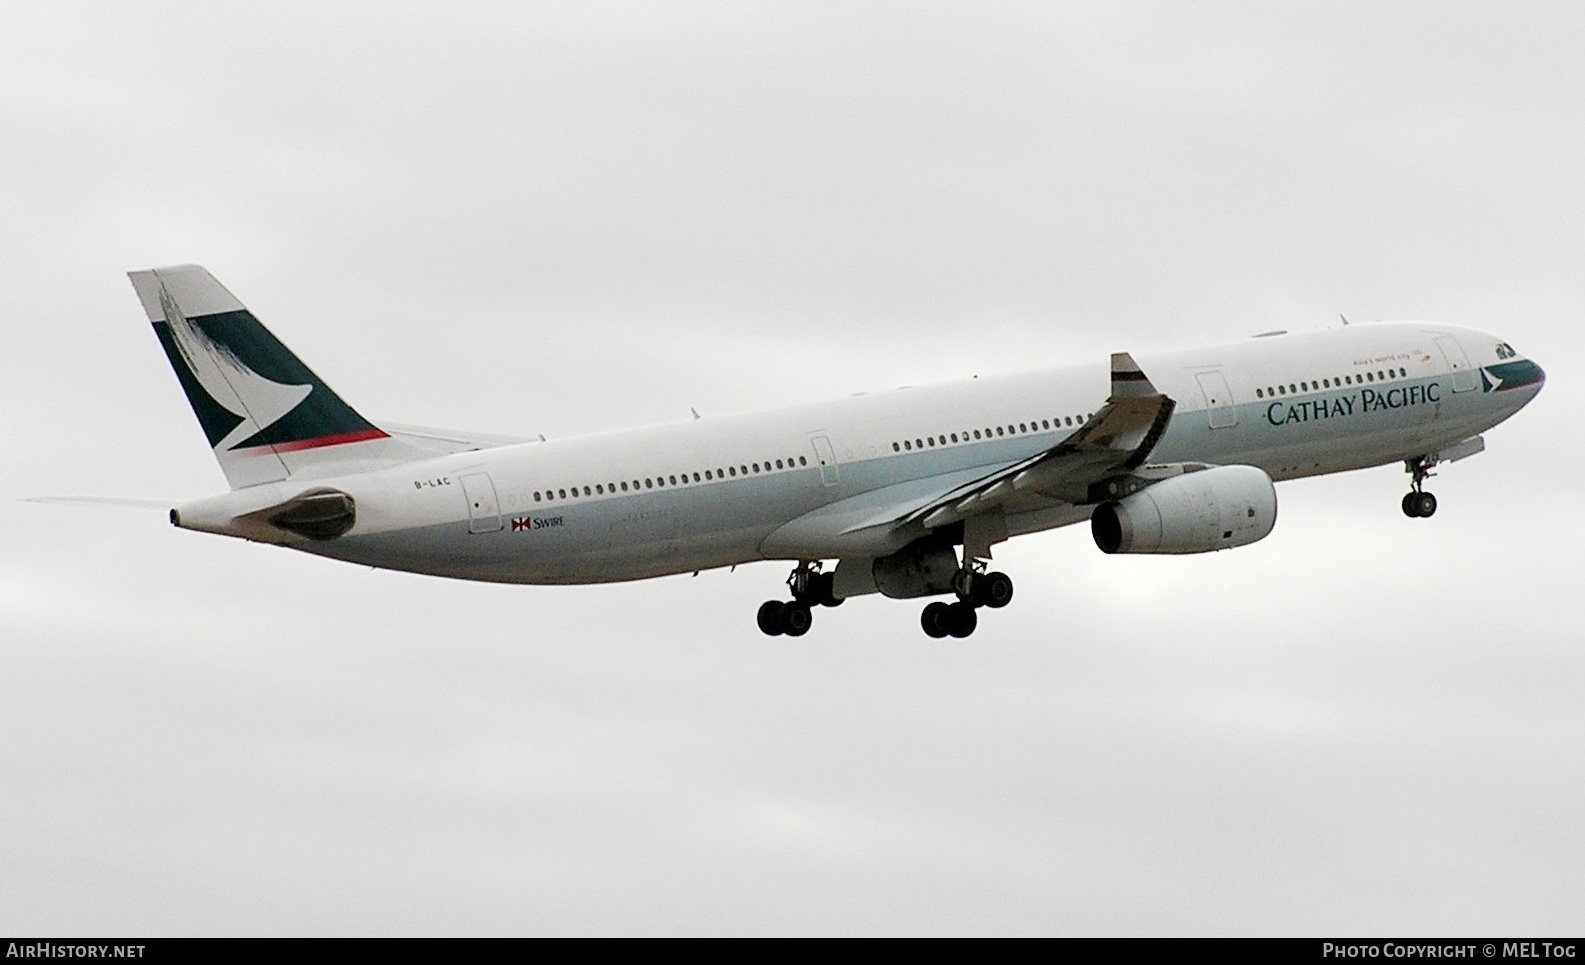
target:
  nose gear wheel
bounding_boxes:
[1402,456,1439,518]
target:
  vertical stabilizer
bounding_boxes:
[130,265,427,488]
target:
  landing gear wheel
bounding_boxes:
[921,601,952,639]
[757,600,787,636]
[779,602,813,637]
[946,602,978,638]
[1401,492,1419,518]
[973,571,1014,609]
[1412,491,1437,518]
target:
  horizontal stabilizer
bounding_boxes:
[22,495,174,512]
[381,421,536,454]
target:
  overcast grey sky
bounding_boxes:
[3,1,1582,935]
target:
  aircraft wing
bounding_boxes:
[380,421,537,454]
[761,353,1176,560]
[900,352,1175,531]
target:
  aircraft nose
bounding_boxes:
[1504,356,1546,395]
[1523,357,1546,392]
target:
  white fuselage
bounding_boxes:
[173,322,1543,584]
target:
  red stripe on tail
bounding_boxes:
[235,428,390,454]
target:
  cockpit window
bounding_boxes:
[1496,342,1517,359]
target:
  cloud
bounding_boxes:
[3,1,1581,935]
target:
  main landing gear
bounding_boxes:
[754,558,1014,639]
[1402,456,1439,518]
[756,561,843,637]
[920,564,1013,639]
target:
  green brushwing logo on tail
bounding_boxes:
[151,293,386,454]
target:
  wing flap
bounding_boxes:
[903,352,1176,529]
[380,421,536,454]
[759,460,1024,558]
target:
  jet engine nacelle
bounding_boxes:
[1091,465,1277,555]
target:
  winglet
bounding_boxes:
[1110,352,1157,399]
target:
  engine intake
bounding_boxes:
[1091,465,1276,554]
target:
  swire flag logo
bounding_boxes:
[511,516,532,532]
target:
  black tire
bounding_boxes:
[921,601,952,639]
[780,602,813,637]
[757,600,786,636]
[975,571,1014,609]
[1402,492,1420,517]
[1414,492,1438,518]
[947,602,978,638]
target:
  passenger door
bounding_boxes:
[1195,370,1237,428]
[1436,336,1479,393]
[459,472,502,533]
[810,434,840,486]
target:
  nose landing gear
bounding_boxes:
[1403,456,1439,518]
[1401,490,1438,518]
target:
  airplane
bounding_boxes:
[126,264,1545,638]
